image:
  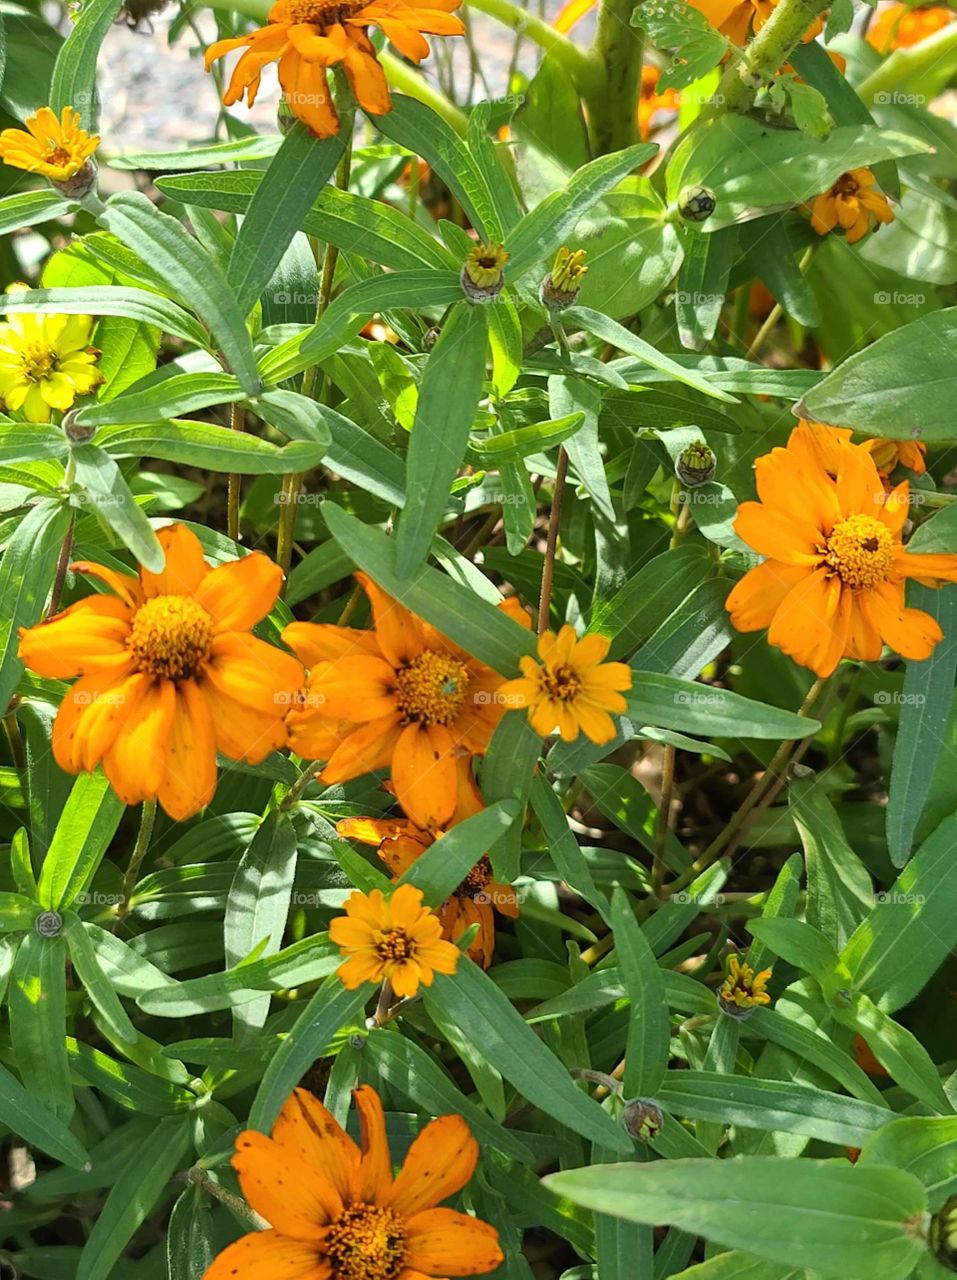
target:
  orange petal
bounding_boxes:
[232,1131,332,1237]
[282,621,382,667]
[355,572,424,667]
[862,582,943,661]
[321,715,403,784]
[205,632,305,713]
[57,670,149,774]
[767,568,844,677]
[304,655,398,720]
[70,561,143,608]
[102,678,176,805]
[387,1114,478,1216]
[391,722,457,829]
[203,1229,330,1280]
[140,524,208,599]
[156,680,218,820]
[279,47,340,137]
[405,1207,503,1276]
[725,559,808,632]
[733,502,821,565]
[199,676,291,763]
[195,552,283,632]
[18,597,133,679]
[354,1084,394,1202]
[271,1088,358,1208]
[342,34,393,115]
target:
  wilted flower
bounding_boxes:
[461,242,509,302]
[718,954,772,1017]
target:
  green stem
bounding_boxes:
[857,22,957,102]
[587,0,643,154]
[464,0,599,92]
[227,403,245,543]
[114,799,157,930]
[279,760,322,811]
[714,0,831,114]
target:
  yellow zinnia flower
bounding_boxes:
[18,524,303,820]
[498,625,632,744]
[203,1084,503,1280]
[0,288,103,423]
[205,0,465,137]
[330,882,461,996]
[718,954,772,1013]
[0,106,99,182]
[809,168,895,245]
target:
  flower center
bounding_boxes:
[394,650,468,726]
[834,173,859,198]
[540,662,583,702]
[324,1204,408,1280]
[46,145,73,166]
[19,342,57,384]
[282,0,364,25]
[822,514,895,590]
[374,928,416,963]
[128,595,214,679]
[456,856,493,900]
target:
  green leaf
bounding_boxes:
[395,801,518,904]
[0,420,69,465]
[626,674,820,739]
[743,215,820,328]
[505,143,656,279]
[0,285,210,349]
[667,1250,797,1280]
[831,990,952,1114]
[394,302,489,578]
[63,914,137,1046]
[746,917,842,987]
[0,190,78,236]
[470,412,585,464]
[38,771,125,911]
[49,0,122,131]
[0,498,72,715]
[228,124,345,315]
[167,1185,217,1280]
[589,543,710,660]
[250,390,333,449]
[634,0,729,89]
[425,960,633,1154]
[76,1116,191,1280]
[322,502,537,673]
[610,887,670,1097]
[9,932,73,1124]
[789,777,873,949]
[676,225,737,350]
[74,372,244,427]
[0,1059,89,1170]
[747,1007,886,1107]
[547,1158,926,1280]
[566,307,737,402]
[248,979,369,1132]
[98,193,261,394]
[859,1116,957,1208]
[70,442,165,571]
[96,421,328,474]
[114,136,282,170]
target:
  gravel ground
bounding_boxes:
[96,1,591,153]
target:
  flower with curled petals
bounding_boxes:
[726,424,957,678]
[18,524,303,819]
[203,1084,503,1280]
[330,882,460,996]
[809,168,895,245]
[205,0,464,137]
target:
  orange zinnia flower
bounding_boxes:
[498,625,632,744]
[802,420,927,482]
[810,168,895,245]
[726,425,957,678]
[282,574,528,830]
[867,2,954,51]
[0,106,98,181]
[689,0,822,44]
[204,1084,503,1280]
[337,759,518,968]
[638,65,680,141]
[18,524,303,819]
[205,0,464,137]
[329,882,460,995]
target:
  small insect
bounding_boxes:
[114,0,167,33]
[440,677,460,696]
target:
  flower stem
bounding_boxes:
[464,0,599,93]
[188,1166,269,1229]
[227,403,245,543]
[114,799,157,930]
[278,760,322,811]
[587,0,643,154]
[538,448,569,635]
[46,513,76,619]
[714,0,832,114]
[857,21,957,103]
[744,246,815,360]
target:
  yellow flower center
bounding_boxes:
[394,650,468,726]
[823,514,895,590]
[540,662,583,703]
[19,342,57,384]
[374,928,416,963]
[128,595,214,680]
[324,1204,408,1280]
[283,0,365,25]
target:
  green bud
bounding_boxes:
[675,442,717,487]
[679,185,717,223]
[621,1098,664,1142]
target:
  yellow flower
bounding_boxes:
[718,955,772,1013]
[204,1084,503,1280]
[498,624,632,744]
[867,2,954,52]
[809,168,895,245]
[0,106,98,182]
[329,882,461,997]
[0,287,103,423]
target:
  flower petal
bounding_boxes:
[203,1230,329,1280]
[195,552,283,632]
[271,1088,359,1208]
[405,1207,503,1276]
[156,680,218,820]
[391,722,457,829]
[102,678,177,805]
[232,1131,331,1238]
[19,597,133,679]
[387,1114,478,1216]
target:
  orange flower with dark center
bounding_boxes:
[810,168,895,245]
[726,424,957,678]
[638,65,680,141]
[203,1084,503,1280]
[205,0,464,136]
[18,524,303,819]
[329,883,460,995]
[867,2,954,51]
[282,574,529,830]
[337,759,518,968]
[0,106,98,181]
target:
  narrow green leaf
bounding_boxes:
[396,801,518,904]
[63,914,137,1045]
[0,285,209,348]
[49,0,122,130]
[71,442,165,571]
[9,933,73,1123]
[0,1059,89,1169]
[38,771,125,911]
[96,421,328,474]
[611,887,670,1097]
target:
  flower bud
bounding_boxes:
[678,184,717,223]
[52,159,98,201]
[675,442,717,487]
[461,242,509,303]
[932,1195,957,1273]
[423,326,441,351]
[62,409,95,444]
[35,910,63,938]
[621,1098,664,1142]
[540,246,587,311]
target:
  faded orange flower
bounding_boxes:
[330,882,460,995]
[205,0,464,137]
[810,168,895,245]
[726,424,957,678]
[18,525,303,819]
[204,1084,503,1280]
[868,2,954,51]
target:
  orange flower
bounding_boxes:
[337,759,518,968]
[498,625,632,743]
[867,2,954,52]
[638,65,680,141]
[865,437,927,478]
[204,1084,503,1280]
[689,0,822,44]
[726,424,957,678]
[329,882,460,995]
[205,0,464,137]
[810,168,895,245]
[282,574,528,830]
[0,106,98,181]
[718,954,772,1012]
[18,525,303,819]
